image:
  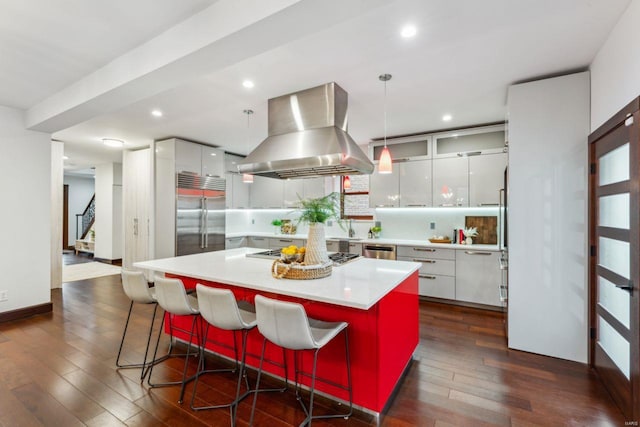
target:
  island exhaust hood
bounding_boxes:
[238,82,374,179]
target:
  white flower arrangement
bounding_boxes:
[463,227,478,238]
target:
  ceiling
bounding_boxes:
[0,0,631,172]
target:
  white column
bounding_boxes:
[50,140,64,289]
[95,163,123,261]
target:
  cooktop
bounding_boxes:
[246,249,360,266]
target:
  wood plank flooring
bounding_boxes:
[0,258,626,426]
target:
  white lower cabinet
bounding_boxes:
[326,240,340,252]
[268,237,304,249]
[247,236,269,249]
[455,249,501,306]
[398,246,455,299]
[225,236,246,249]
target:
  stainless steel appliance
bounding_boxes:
[499,166,508,335]
[362,244,397,260]
[176,173,226,256]
[238,82,374,179]
[246,249,360,266]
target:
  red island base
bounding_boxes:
[166,271,419,414]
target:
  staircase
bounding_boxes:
[76,194,95,240]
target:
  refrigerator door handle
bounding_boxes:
[498,188,504,251]
[204,198,209,248]
[200,197,205,249]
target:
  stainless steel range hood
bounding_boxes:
[238,82,374,179]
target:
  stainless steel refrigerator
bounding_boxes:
[176,173,225,256]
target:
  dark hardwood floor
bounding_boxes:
[0,256,626,426]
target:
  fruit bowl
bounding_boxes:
[281,253,303,264]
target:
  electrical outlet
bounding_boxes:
[0,290,7,302]
[430,222,436,230]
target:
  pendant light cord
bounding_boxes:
[379,74,392,148]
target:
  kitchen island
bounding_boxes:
[135,248,420,414]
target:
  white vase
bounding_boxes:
[305,223,329,265]
[465,237,473,245]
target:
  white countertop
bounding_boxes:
[226,232,500,251]
[134,248,421,310]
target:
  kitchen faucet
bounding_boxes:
[348,219,355,238]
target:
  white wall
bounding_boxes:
[63,175,95,245]
[95,163,123,260]
[0,105,51,312]
[507,72,590,363]
[591,0,640,130]
[51,141,63,289]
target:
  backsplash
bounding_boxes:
[227,207,500,242]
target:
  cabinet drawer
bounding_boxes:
[269,238,304,249]
[326,241,340,252]
[397,246,455,260]
[418,274,455,299]
[247,236,269,249]
[398,256,455,276]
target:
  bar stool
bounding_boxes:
[249,295,352,427]
[147,276,201,404]
[190,285,256,424]
[116,270,163,380]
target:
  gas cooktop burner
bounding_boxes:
[246,250,360,266]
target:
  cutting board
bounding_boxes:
[464,216,498,244]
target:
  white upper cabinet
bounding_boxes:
[283,179,305,208]
[250,176,284,208]
[175,139,202,174]
[201,146,224,177]
[225,173,250,209]
[369,164,400,207]
[433,125,505,158]
[432,156,469,207]
[399,160,432,207]
[174,138,224,178]
[469,152,507,206]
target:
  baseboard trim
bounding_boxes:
[0,302,53,323]
[94,258,123,266]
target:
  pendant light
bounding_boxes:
[378,73,393,174]
[242,109,254,183]
[343,175,351,190]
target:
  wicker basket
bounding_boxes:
[271,260,332,280]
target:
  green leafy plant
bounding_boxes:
[371,226,382,233]
[271,219,283,227]
[295,192,341,225]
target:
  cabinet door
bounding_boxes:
[269,238,304,249]
[433,157,469,207]
[455,250,501,306]
[247,236,270,249]
[399,160,432,207]
[303,178,327,199]
[175,140,202,174]
[225,236,246,249]
[469,153,507,206]
[348,242,363,255]
[231,174,250,208]
[225,153,243,173]
[250,176,284,208]
[326,240,340,252]
[202,146,224,178]
[283,179,305,208]
[369,164,400,207]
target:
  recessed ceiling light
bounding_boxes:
[151,109,163,117]
[102,138,124,148]
[63,155,69,160]
[242,80,255,89]
[400,24,417,38]
[442,114,452,122]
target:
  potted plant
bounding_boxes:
[371,226,382,238]
[271,219,283,234]
[295,192,341,265]
[462,227,478,245]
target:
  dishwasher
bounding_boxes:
[363,243,397,260]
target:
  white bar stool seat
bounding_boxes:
[147,276,201,404]
[116,270,163,380]
[249,295,352,427]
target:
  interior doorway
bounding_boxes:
[63,184,69,250]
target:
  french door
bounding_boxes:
[589,99,639,422]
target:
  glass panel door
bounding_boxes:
[590,111,639,421]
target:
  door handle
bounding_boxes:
[413,248,435,252]
[419,274,436,279]
[133,218,138,236]
[204,198,209,248]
